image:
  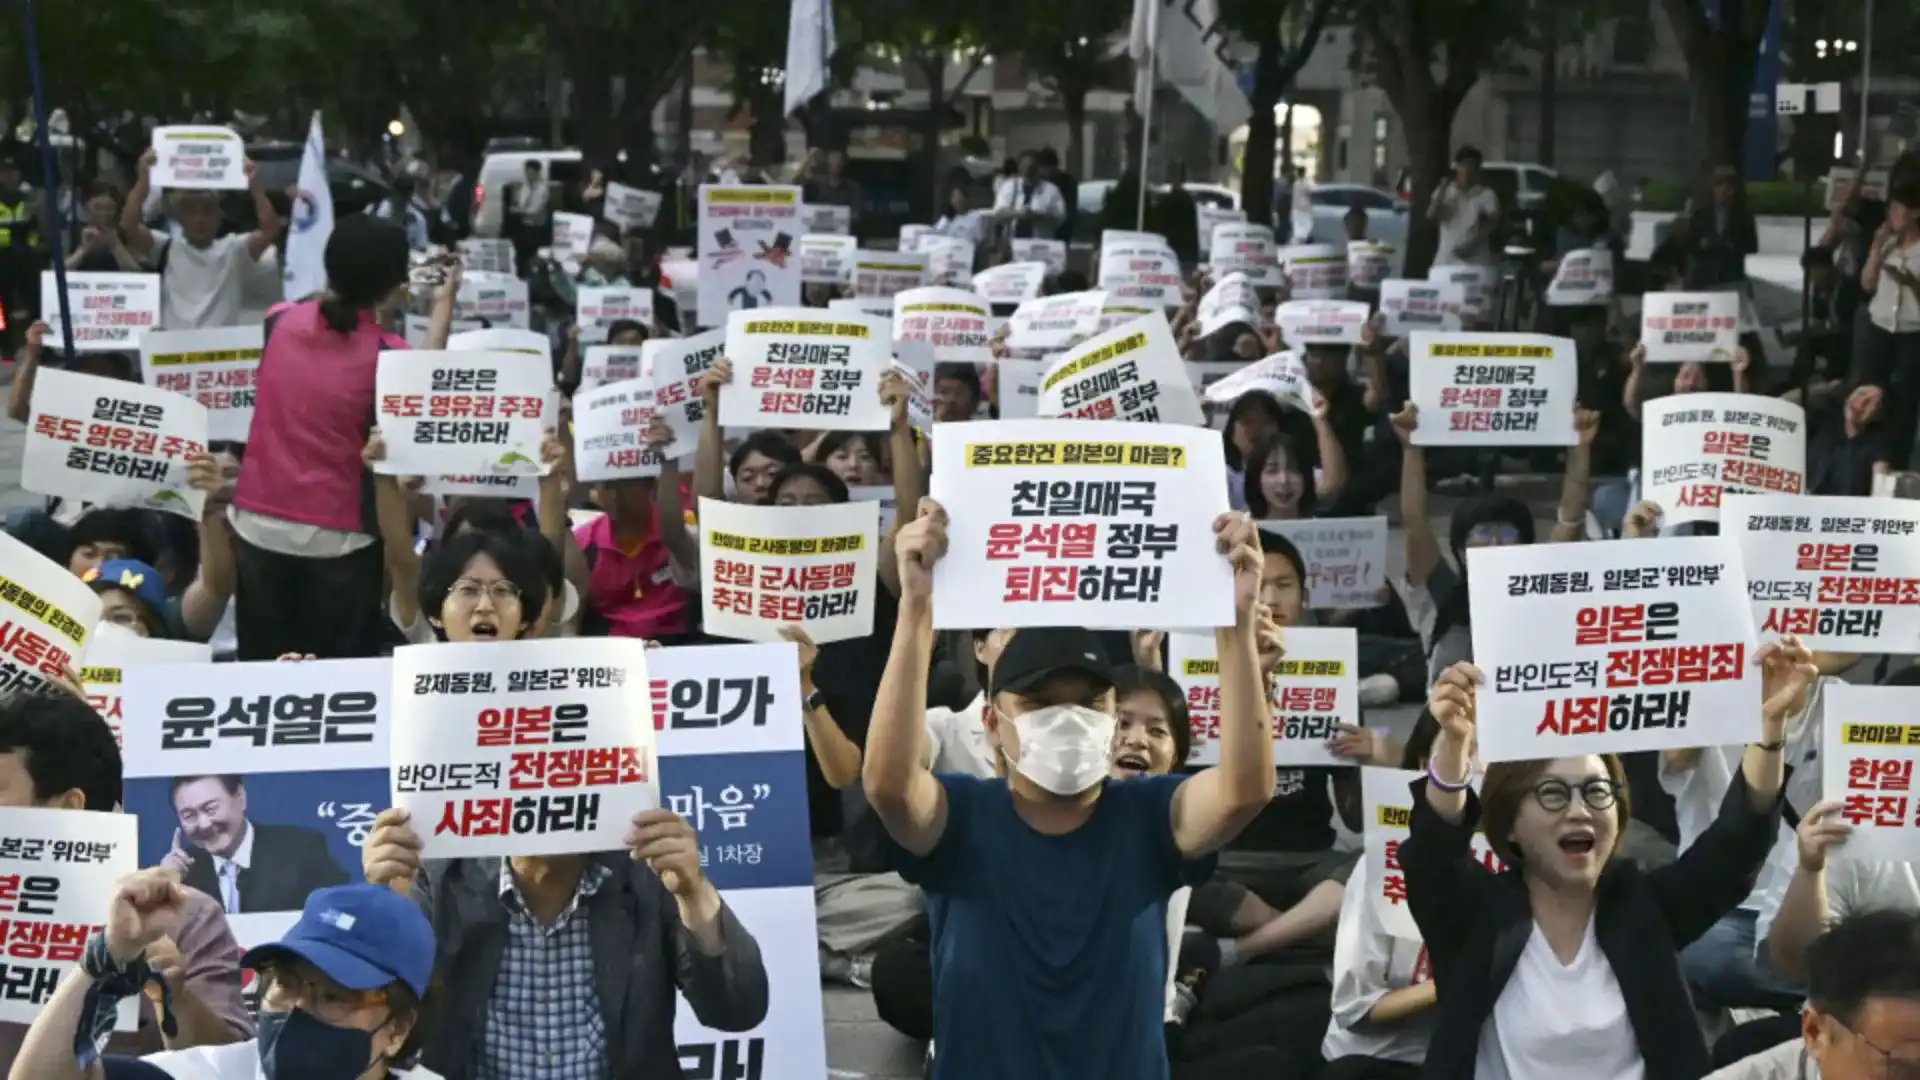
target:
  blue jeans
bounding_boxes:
[1679,909,1803,1011]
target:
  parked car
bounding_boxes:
[472,149,586,237]
[237,141,389,231]
[1479,161,1559,211]
[1074,180,1240,241]
[1299,183,1409,251]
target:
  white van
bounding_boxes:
[471,149,584,237]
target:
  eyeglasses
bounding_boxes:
[447,578,522,608]
[1830,1014,1920,1079]
[259,966,389,1026]
[1531,777,1621,813]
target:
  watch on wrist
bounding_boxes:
[804,688,826,713]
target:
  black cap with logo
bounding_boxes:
[988,627,1115,697]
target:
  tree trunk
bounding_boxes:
[1064,86,1089,179]
[1688,45,1752,176]
[1401,96,1457,277]
[1241,22,1283,227]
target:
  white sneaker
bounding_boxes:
[1358,673,1399,707]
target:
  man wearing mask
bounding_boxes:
[122,148,283,331]
[992,153,1066,241]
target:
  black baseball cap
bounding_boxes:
[989,627,1115,697]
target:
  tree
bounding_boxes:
[1015,0,1131,175]
[1661,0,1769,180]
[1222,0,1337,226]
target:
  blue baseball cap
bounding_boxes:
[240,884,434,997]
[80,559,168,627]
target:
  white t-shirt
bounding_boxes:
[923,692,997,778]
[1475,919,1645,1080]
[1755,858,1920,949]
[1702,1040,1812,1080]
[158,233,276,331]
[114,1040,441,1079]
[1434,183,1502,267]
[1869,238,1920,333]
[1323,857,1435,1064]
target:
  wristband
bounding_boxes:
[74,933,175,1070]
[1756,738,1787,752]
[1426,760,1472,794]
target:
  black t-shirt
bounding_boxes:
[1180,765,1345,853]
[807,583,900,838]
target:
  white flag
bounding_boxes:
[282,112,334,302]
[1128,0,1251,134]
[785,0,836,117]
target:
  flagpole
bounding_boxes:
[18,0,75,366]
[1135,0,1161,231]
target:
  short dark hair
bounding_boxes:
[1244,434,1317,519]
[935,363,982,402]
[1454,146,1484,166]
[1478,755,1631,868]
[0,694,121,811]
[1890,180,1920,212]
[605,319,648,344]
[1112,664,1192,767]
[729,432,802,481]
[65,508,158,568]
[168,774,243,802]
[1257,528,1307,586]
[768,463,849,505]
[1805,909,1920,1024]
[418,528,552,638]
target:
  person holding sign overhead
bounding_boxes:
[120,147,282,332]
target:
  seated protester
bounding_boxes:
[359,794,768,1076]
[924,628,1016,778]
[1402,645,1812,1080]
[557,317,649,397]
[1760,791,1920,985]
[1703,908,1920,1080]
[162,442,244,651]
[932,364,982,424]
[694,371,803,504]
[1221,390,1286,511]
[14,882,431,1080]
[864,501,1273,1080]
[1392,403,1597,688]
[1286,345,1370,498]
[393,526,552,645]
[1805,383,1895,497]
[63,509,161,580]
[1243,431,1343,523]
[0,693,249,1064]
[813,431,887,488]
[1623,342,1746,423]
[574,419,698,643]
[81,560,174,639]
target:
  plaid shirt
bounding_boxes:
[475,859,613,1080]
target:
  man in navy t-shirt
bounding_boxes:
[864,498,1275,1080]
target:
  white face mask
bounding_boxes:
[1007,704,1117,796]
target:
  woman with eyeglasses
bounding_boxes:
[1399,642,1814,1080]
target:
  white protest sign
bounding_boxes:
[720,309,890,432]
[458,238,514,276]
[149,126,246,189]
[1276,299,1369,346]
[1378,280,1465,337]
[1196,205,1247,259]
[40,272,159,353]
[422,474,540,500]
[139,325,262,443]
[454,275,531,329]
[973,262,1047,306]
[1008,290,1106,351]
[698,185,802,328]
[1262,516,1389,610]
[0,531,100,698]
[997,361,1046,420]
[1098,233,1184,308]
[1040,315,1206,426]
[1196,273,1260,337]
[900,225,931,252]
[801,204,851,235]
[1821,684,1920,863]
[1012,238,1067,276]
[893,287,992,364]
[1348,241,1397,290]
[1641,292,1741,364]
[799,235,857,285]
[1174,627,1355,767]
[604,182,663,231]
[448,327,552,361]
[920,235,976,286]
[1723,492,1920,652]
[851,250,928,299]
[1467,536,1760,762]
[1642,393,1807,525]
[403,315,485,348]
[1428,264,1495,320]
[699,498,877,645]
[1202,351,1314,414]
[574,382,672,482]
[1363,768,1501,940]
[1546,248,1615,306]
[927,419,1233,630]
[23,368,208,520]
[1211,225,1282,287]
[551,212,596,274]
[390,639,657,859]
[579,345,644,393]
[647,329,725,450]
[1408,332,1576,447]
[828,296,894,318]
[1282,244,1350,299]
[846,486,900,538]
[578,285,655,337]
[78,624,211,744]
[0,808,138,1028]
[372,351,552,477]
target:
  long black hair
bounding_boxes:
[1222,392,1287,473]
[1243,433,1316,519]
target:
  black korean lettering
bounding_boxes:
[162,697,216,750]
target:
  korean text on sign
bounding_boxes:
[139,325,263,442]
[1203,350,1315,415]
[1544,248,1614,307]
[1408,332,1577,447]
[648,329,726,449]
[1465,535,1760,762]
[1007,290,1107,352]
[0,808,137,1027]
[390,638,658,859]
[1643,392,1807,526]
[893,287,992,364]
[697,185,802,329]
[1260,517,1389,610]
[121,657,387,767]
[1378,280,1465,338]
[1429,264,1494,320]
[1348,241,1397,290]
[574,382,672,482]
[973,263,1047,306]
[1281,244,1350,299]
[579,286,656,337]
[1013,239,1068,276]
[1820,684,1920,862]
[850,252,927,299]
[79,624,211,745]
[23,368,208,520]
[1276,300,1369,346]
[799,235,856,286]
[1725,492,1920,652]
[605,182,663,231]
[1362,768,1500,940]
[1097,233,1183,307]
[1039,315,1206,427]
[149,126,246,189]
[40,272,160,353]
[1641,292,1739,364]
[0,531,100,700]
[719,309,890,432]
[927,419,1234,630]
[372,350,552,477]
[1174,627,1356,767]
[454,276,531,330]
[699,499,877,645]
[579,345,644,394]
[1210,225,1281,287]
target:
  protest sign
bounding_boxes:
[799,235,856,285]
[1098,234,1184,307]
[1202,351,1314,414]
[40,272,159,352]
[1378,280,1466,337]
[697,186,802,328]
[579,345,645,393]
[650,643,823,1080]
[402,315,485,348]
[1466,536,1760,762]
[1282,244,1350,299]
[1429,264,1494,320]
[1098,303,1165,335]
[1348,241,1397,290]
[1040,315,1207,426]
[920,235,976,286]
[448,327,551,360]
[1723,492,1920,651]
[1545,248,1614,306]
[1210,225,1282,287]
[79,624,211,744]
[846,486,901,538]
[121,657,390,944]
[1362,768,1501,940]
[1261,517,1389,610]
[578,285,655,337]
[1408,332,1577,447]
[997,361,1046,420]
[1175,626,1356,767]
[828,296,894,318]
[140,325,262,442]
[604,182,663,231]
[372,351,551,477]
[0,808,137,1027]
[0,531,99,698]
[893,287,992,364]
[851,251,928,299]
[574,382,672,482]
[699,499,877,644]
[1196,273,1261,337]
[647,329,725,448]
[1012,238,1067,276]
[1276,300,1369,346]
[422,474,540,500]
[24,369,208,520]
[1196,205,1247,259]
[1821,684,1920,862]
[720,309,890,432]
[149,127,246,189]
[454,275,531,329]
[1642,393,1807,525]
[551,212,596,274]
[1007,290,1106,351]
[900,225,931,252]
[389,639,656,859]
[800,203,851,235]
[458,238,514,276]
[973,262,1047,306]
[927,419,1234,629]
[1641,292,1740,364]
